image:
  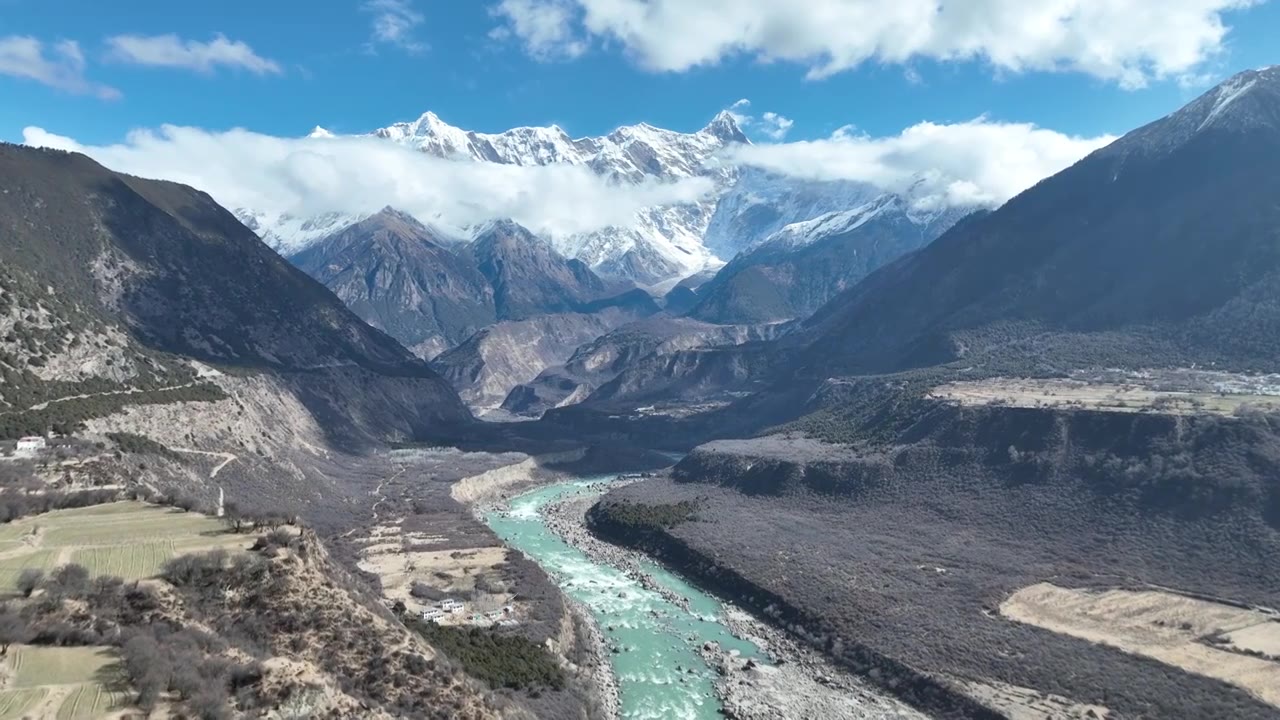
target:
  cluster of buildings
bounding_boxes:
[420,599,517,627]
[421,598,466,622]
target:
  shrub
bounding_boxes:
[15,568,43,597]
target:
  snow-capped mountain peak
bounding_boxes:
[239,109,872,286]
[701,110,750,144]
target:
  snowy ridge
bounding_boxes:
[240,110,935,285]
[370,110,748,284]
[235,209,369,256]
[1199,76,1259,131]
[1101,66,1280,161]
[755,196,900,251]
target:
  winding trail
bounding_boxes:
[370,468,406,521]
[170,448,239,478]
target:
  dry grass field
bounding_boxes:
[1001,583,1280,708]
[928,378,1280,416]
[355,520,513,620]
[0,645,128,719]
[0,501,254,594]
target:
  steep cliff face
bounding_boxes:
[676,404,1280,524]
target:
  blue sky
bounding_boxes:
[2,0,1277,146]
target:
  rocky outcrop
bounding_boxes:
[430,309,638,413]
[501,317,792,417]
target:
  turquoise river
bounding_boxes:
[485,476,763,720]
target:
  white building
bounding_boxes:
[440,599,464,612]
[14,436,45,458]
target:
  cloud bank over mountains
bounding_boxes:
[22,124,715,238]
[24,110,1114,239]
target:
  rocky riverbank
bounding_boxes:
[565,597,622,720]
[540,486,929,720]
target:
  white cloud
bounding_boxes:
[0,36,119,99]
[490,0,587,59]
[759,112,794,140]
[22,125,714,238]
[490,0,1258,88]
[363,0,427,52]
[726,119,1117,209]
[105,34,281,75]
[724,98,794,140]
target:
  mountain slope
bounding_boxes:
[0,143,469,439]
[691,196,967,324]
[801,66,1280,376]
[290,208,496,359]
[467,220,621,320]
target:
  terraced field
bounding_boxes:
[0,501,254,593]
[0,646,128,719]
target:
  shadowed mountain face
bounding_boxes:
[0,143,470,438]
[290,209,497,359]
[467,220,623,321]
[799,67,1280,376]
[291,213,654,362]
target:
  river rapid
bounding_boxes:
[485,475,762,720]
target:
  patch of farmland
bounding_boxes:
[54,682,128,719]
[0,549,59,592]
[40,505,227,546]
[0,501,253,594]
[3,646,128,719]
[1224,622,1280,658]
[70,541,177,581]
[0,688,46,719]
[928,378,1280,416]
[8,646,118,686]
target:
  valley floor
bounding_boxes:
[537,487,927,720]
[594,467,1280,720]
